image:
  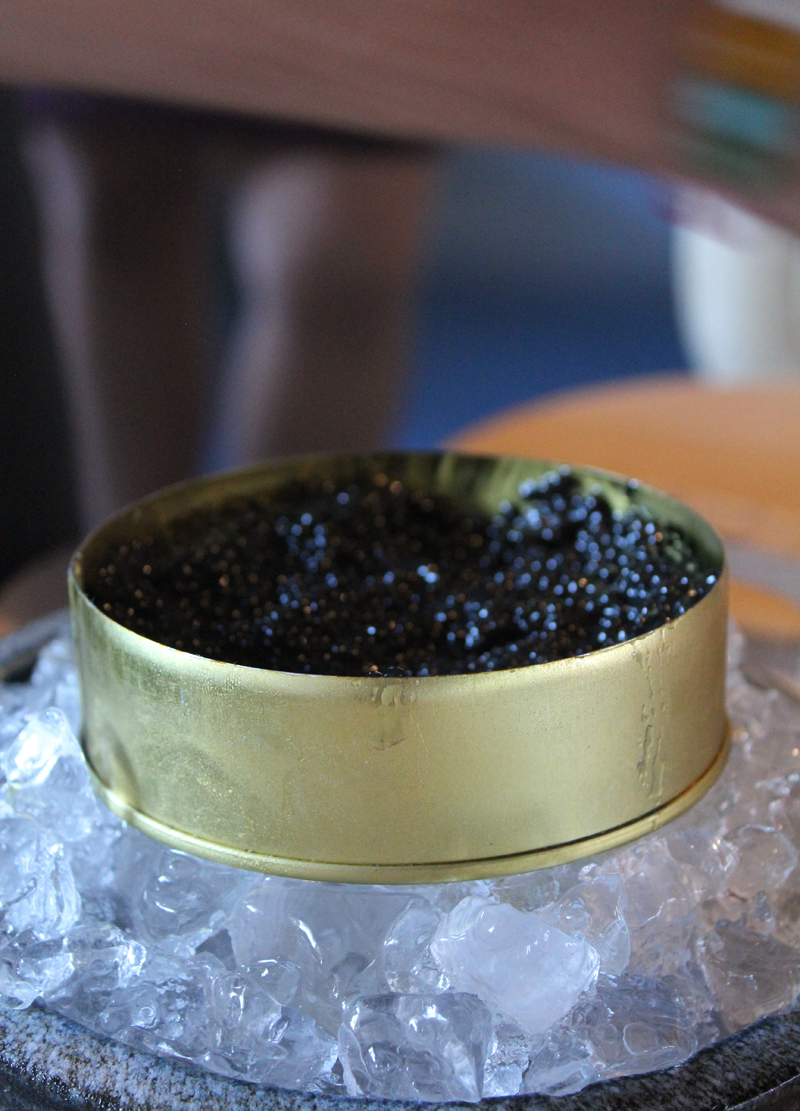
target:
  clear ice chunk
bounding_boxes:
[29,635,80,735]
[431,895,599,1035]
[26,922,145,1019]
[241,958,301,1005]
[2,709,102,840]
[522,1021,598,1096]
[339,991,492,1102]
[0,818,80,939]
[113,833,250,953]
[608,836,709,933]
[725,825,799,899]
[665,828,739,891]
[96,952,216,1060]
[697,920,800,1029]
[229,877,409,1033]
[540,873,631,976]
[383,897,447,993]
[207,967,338,1089]
[483,1020,534,1097]
[0,934,74,1008]
[578,973,698,1078]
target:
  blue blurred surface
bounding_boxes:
[393,148,688,448]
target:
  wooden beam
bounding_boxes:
[0,0,685,171]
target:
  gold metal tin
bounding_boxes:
[69,452,729,884]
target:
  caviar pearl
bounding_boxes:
[90,470,717,677]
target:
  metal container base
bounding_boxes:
[86,730,731,884]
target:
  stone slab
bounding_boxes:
[0,1000,799,1111]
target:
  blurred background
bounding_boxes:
[0,90,686,596]
[396,149,683,448]
[2,23,800,640]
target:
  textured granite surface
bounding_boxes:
[0,1001,799,1111]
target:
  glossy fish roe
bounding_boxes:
[90,469,718,676]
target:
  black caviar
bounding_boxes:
[90,469,718,676]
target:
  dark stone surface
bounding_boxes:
[0,1001,799,1111]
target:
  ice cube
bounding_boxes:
[339,991,492,1102]
[725,825,798,899]
[208,967,337,1089]
[541,874,630,976]
[95,952,213,1058]
[113,832,249,953]
[0,818,79,939]
[522,1021,597,1096]
[2,709,101,841]
[698,920,800,1030]
[229,877,408,1033]
[431,895,599,1035]
[0,933,74,1008]
[613,837,701,933]
[30,636,80,734]
[578,973,697,1078]
[383,897,447,993]
[483,1020,533,1097]
[41,922,147,1033]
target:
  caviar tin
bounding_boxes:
[69,452,729,884]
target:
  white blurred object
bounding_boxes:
[672,187,800,382]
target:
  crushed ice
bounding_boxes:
[0,626,799,1099]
